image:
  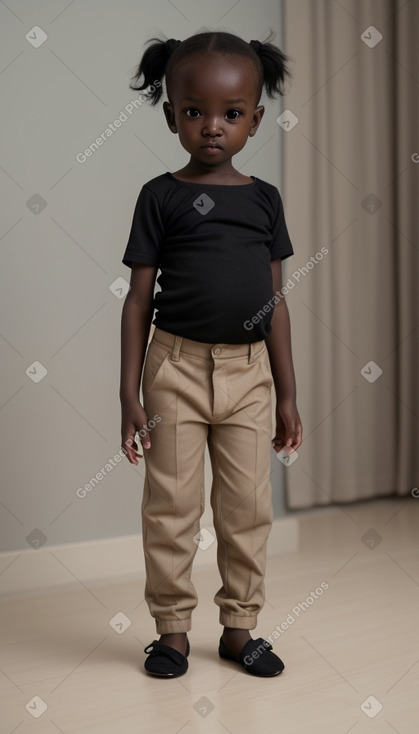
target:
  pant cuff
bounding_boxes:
[219,612,258,630]
[155,618,192,634]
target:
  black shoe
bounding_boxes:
[219,636,284,677]
[144,638,190,678]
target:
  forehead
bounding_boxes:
[168,52,260,103]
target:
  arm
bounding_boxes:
[120,262,158,464]
[265,258,303,454]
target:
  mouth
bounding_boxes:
[201,144,223,154]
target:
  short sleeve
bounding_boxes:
[270,189,294,262]
[122,185,164,268]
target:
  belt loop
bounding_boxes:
[248,341,253,364]
[170,335,183,362]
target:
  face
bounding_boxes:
[163,52,264,169]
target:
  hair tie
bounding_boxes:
[165,38,182,54]
[250,39,262,55]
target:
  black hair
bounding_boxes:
[129,30,292,106]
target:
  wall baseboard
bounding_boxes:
[0,516,298,598]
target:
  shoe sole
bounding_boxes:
[145,669,186,678]
[219,654,283,676]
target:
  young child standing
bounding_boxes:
[120,31,302,678]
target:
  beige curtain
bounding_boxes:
[281,0,418,509]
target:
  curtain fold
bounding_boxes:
[281,0,418,509]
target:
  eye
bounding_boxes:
[185,108,201,118]
[225,109,242,120]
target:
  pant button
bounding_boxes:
[213,347,221,356]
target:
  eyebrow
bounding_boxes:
[183,96,247,104]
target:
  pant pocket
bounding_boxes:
[257,343,274,388]
[142,340,170,393]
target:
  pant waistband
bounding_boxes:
[151,327,266,364]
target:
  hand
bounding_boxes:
[121,399,151,465]
[272,399,302,456]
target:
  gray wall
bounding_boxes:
[0,0,289,553]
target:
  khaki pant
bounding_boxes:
[141,327,274,634]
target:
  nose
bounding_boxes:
[202,116,222,137]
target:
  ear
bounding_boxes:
[249,105,265,137]
[163,101,178,133]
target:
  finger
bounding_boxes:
[279,434,292,453]
[122,434,141,464]
[290,423,303,450]
[122,438,139,464]
[272,436,285,453]
[137,425,151,450]
[278,432,298,457]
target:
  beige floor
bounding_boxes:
[1,497,418,734]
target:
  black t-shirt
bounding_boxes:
[122,172,294,343]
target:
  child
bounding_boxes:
[120,31,302,678]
